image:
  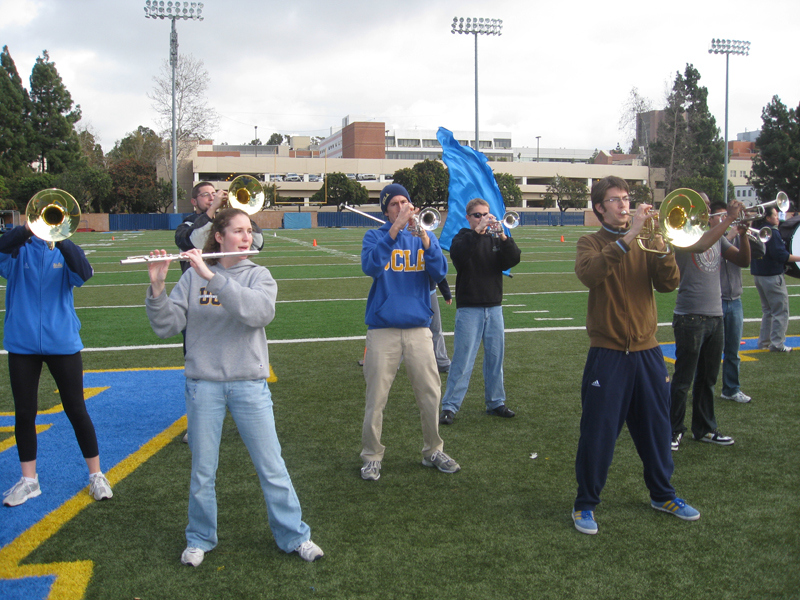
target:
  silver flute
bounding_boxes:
[120,250,259,264]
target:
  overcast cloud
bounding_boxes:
[1,0,798,154]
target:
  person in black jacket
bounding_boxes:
[439,198,521,425]
[175,181,264,273]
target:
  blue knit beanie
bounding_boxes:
[379,184,411,214]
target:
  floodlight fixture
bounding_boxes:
[144,1,205,213]
[709,37,751,204]
[451,17,503,151]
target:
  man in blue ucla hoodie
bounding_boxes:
[359,184,461,481]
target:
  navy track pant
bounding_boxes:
[574,346,676,511]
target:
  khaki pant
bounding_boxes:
[361,327,444,462]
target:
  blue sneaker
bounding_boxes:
[572,509,598,534]
[651,497,700,521]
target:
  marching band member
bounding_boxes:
[571,176,697,535]
[359,184,460,481]
[146,208,322,566]
[1,222,112,507]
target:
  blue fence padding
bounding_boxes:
[317,211,385,228]
[168,213,189,230]
[109,213,177,231]
[517,211,584,226]
[283,212,312,229]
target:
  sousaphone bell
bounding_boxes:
[227,174,268,214]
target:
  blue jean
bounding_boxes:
[441,306,506,413]
[184,378,310,553]
[670,314,723,438]
[721,299,744,396]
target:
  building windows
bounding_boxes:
[730,169,736,177]
[494,138,511,149]
[385,136,395,147]
[422,139,441,148]
[398,138,421,147]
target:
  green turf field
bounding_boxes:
[1,225,798,599]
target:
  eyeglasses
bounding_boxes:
[603,196,630,204]
[197,192,215,199]
[469,212,489,219]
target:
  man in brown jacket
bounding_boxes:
[570,176,700,535]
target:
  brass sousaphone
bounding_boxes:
[636,188,709,255]
[26,188,81,250]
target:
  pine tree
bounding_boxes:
[0,46,34,178]
[750,96,800,204]
[650,64,724,195]
[29,50,82,173]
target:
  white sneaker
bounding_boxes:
[3,475,42,507]
[295,540,324,562]
[360,461,381,481]
[181,547,205,567]
[89,473,113,501]
[721,391,751,403]
[421,450,461,473]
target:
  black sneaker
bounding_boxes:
[693,430,734,445]
[439,410,454,425]
[486,405,515,418]
[671,431,683,451]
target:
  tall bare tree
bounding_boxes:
[618,86,653,156]
[148,53,219,177]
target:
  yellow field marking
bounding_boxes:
[663,348,768,365]
[0,388,110,418]
[0,415,188,600]
[0,425,52,455]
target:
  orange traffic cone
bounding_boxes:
[313,239,317,246]
[112,236,115,241]
[560,235,564,242]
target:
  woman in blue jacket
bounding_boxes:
[0,222,112,507]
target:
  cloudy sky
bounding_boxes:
[2,0,798,155]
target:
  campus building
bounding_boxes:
[168,116,664,213]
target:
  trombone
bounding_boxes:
[26,188,81,250]
[339,203,442,237]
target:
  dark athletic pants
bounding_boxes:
[574,346,676,511]
[9,352,99,463]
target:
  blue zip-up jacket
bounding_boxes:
[750,226,789,277]
[362,221,448,329]
[0,226,93,354]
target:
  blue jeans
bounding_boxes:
[184,378,310,553]
[670,314,723,438]
[441,306,506,413]
[721,299,744,396]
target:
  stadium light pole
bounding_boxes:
[144,1,204,213]
[536,136,541,162]
[451,17,503,152]
[709,38,750,206]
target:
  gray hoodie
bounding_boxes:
[145,260,277,381]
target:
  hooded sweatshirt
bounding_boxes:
[361,221,448,329]
[146,259,277,381]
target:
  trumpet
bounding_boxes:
[120,250,259,264]
[486,211,520,237]
[747,226,772,243]
[708,192,791,223]
[407,208,441,237]
[26,188,81,250]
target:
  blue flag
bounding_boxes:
[437,126,509,252]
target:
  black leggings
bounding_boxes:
[9,352,99,463]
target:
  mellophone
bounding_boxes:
[120,250,259,264]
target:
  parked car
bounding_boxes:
[345,173,357,180]
[285,173,302,182]
[384,174,394,181]
[357,173,377,181]
[270,174,284,182]
[308,174,321,182]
